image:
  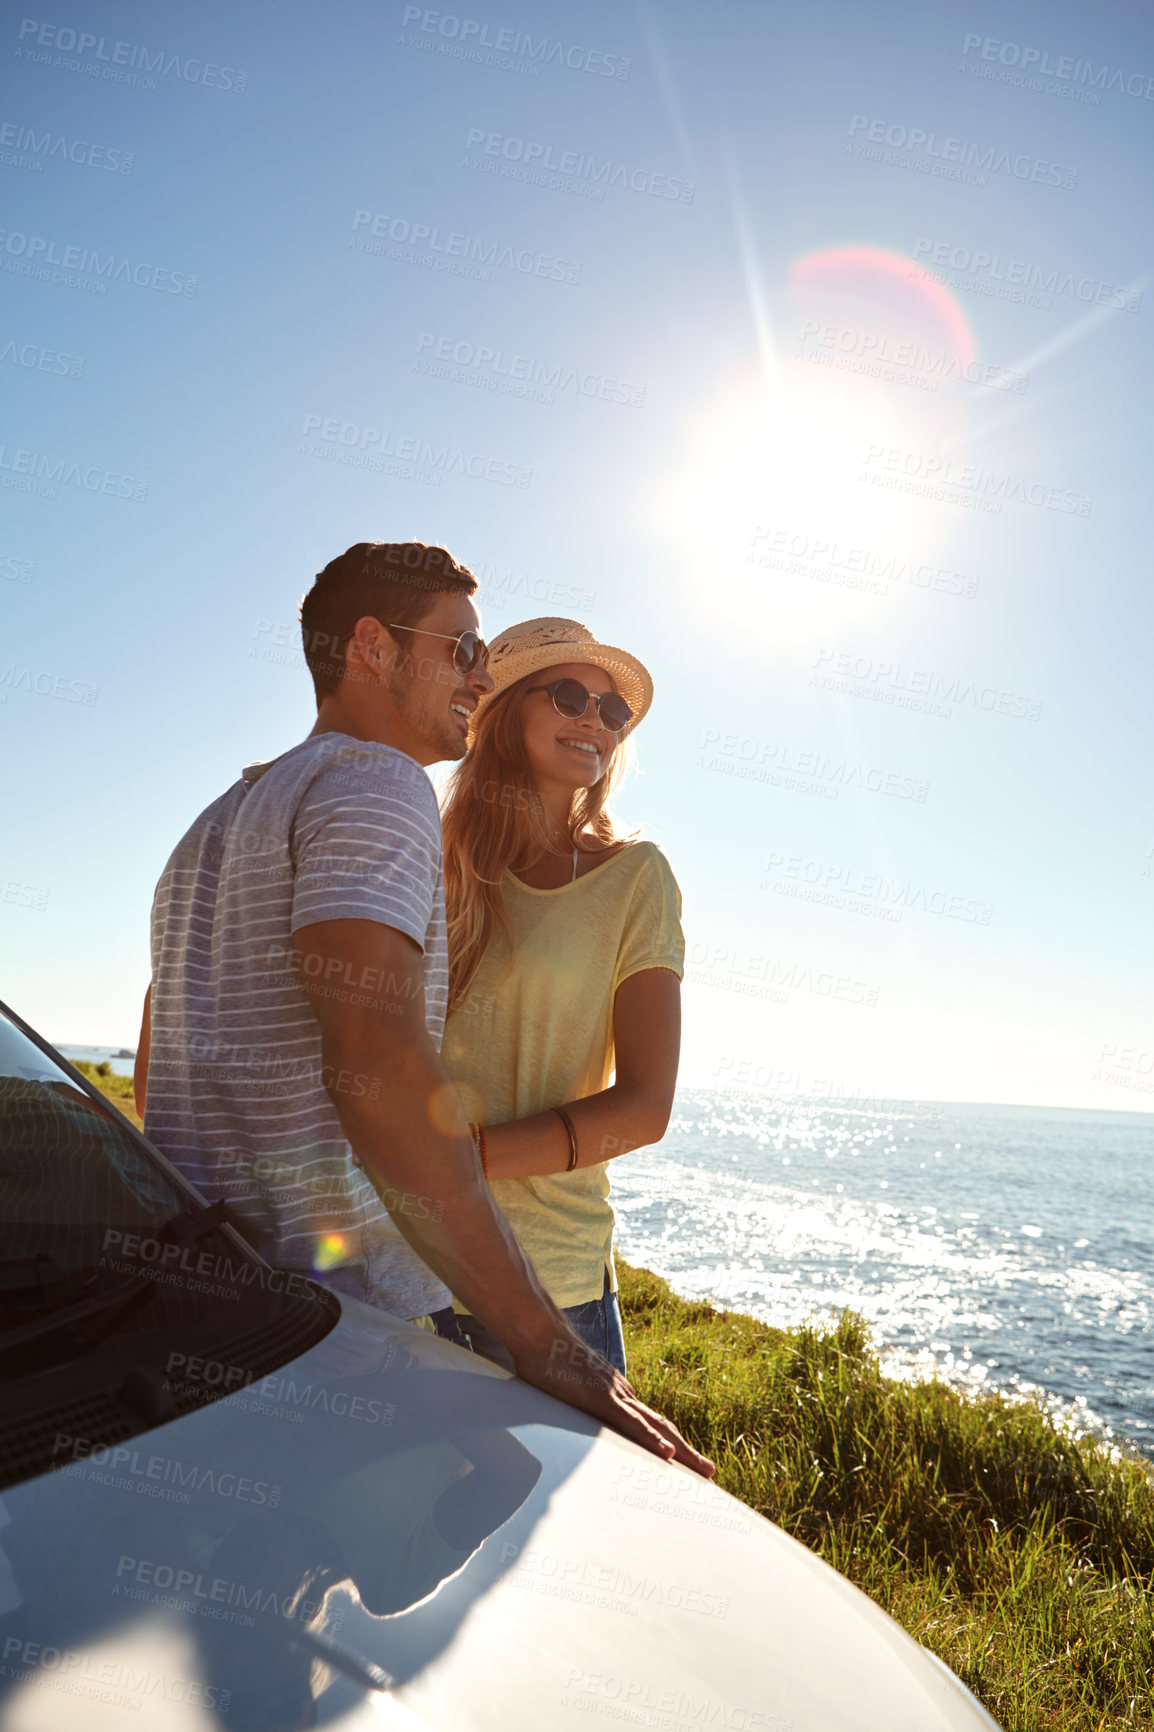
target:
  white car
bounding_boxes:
[0,999,1001,1730]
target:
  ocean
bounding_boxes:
[612,1089,1154,1461]
[58,1049,1154,1460]
[56,1044,136,1077]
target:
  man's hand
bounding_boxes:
[514,1334,714,1478]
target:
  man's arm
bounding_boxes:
[293,918,712,1478]
[134,985,151,1120]
[482,968,680,1179]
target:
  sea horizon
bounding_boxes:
[54,1045,1154,1125]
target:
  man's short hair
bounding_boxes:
[299,541,478,704]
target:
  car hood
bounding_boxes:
[0,1297,1000,1730]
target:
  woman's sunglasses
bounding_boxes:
[387,623,490,674]
[525,678,634,733]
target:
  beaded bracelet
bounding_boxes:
[469,1121,488,1177]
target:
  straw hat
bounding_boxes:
[470,617,653,738]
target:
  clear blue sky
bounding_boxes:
[2,0,1151,1110]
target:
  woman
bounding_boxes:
[440,617,684,1374]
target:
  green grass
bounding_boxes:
[71,1057,142,1128]
[617,1260,1154,1731]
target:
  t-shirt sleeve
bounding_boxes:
[614,845,685,989]
[289,752,442,952]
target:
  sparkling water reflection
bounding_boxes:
[613,1091,1154,1458]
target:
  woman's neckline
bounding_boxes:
[508,840,639,894]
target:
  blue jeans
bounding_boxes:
[457,1269,627,1377]
[429,1306,465,1344]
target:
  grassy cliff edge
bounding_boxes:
[72,1058,141,1127]
[617,1260,1153,1732]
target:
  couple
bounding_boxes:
[135,539,709,1476]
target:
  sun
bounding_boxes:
[647,356,956,652]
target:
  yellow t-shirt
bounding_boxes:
[441,840,684,1308]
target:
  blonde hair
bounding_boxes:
[441,674,631,1011]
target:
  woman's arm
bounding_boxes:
[481,968,681,1180]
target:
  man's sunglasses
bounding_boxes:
[525,678,634,733]
[387,622,490,674]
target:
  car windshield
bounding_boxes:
[0,1003,336,1490]
[0,1016,191,1276]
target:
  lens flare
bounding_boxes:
[428,1082,467,1136]
[790,245,976,369]
[314,1232,348,1272]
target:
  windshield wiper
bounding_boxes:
[0,1252,72,1312]
[157,1198,242,1248]
[0,1270,155,1367]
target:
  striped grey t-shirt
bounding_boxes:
[145,732,450,1321]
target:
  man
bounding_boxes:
[136,539,710,1474]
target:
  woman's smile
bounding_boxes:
[557,735,601,760]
